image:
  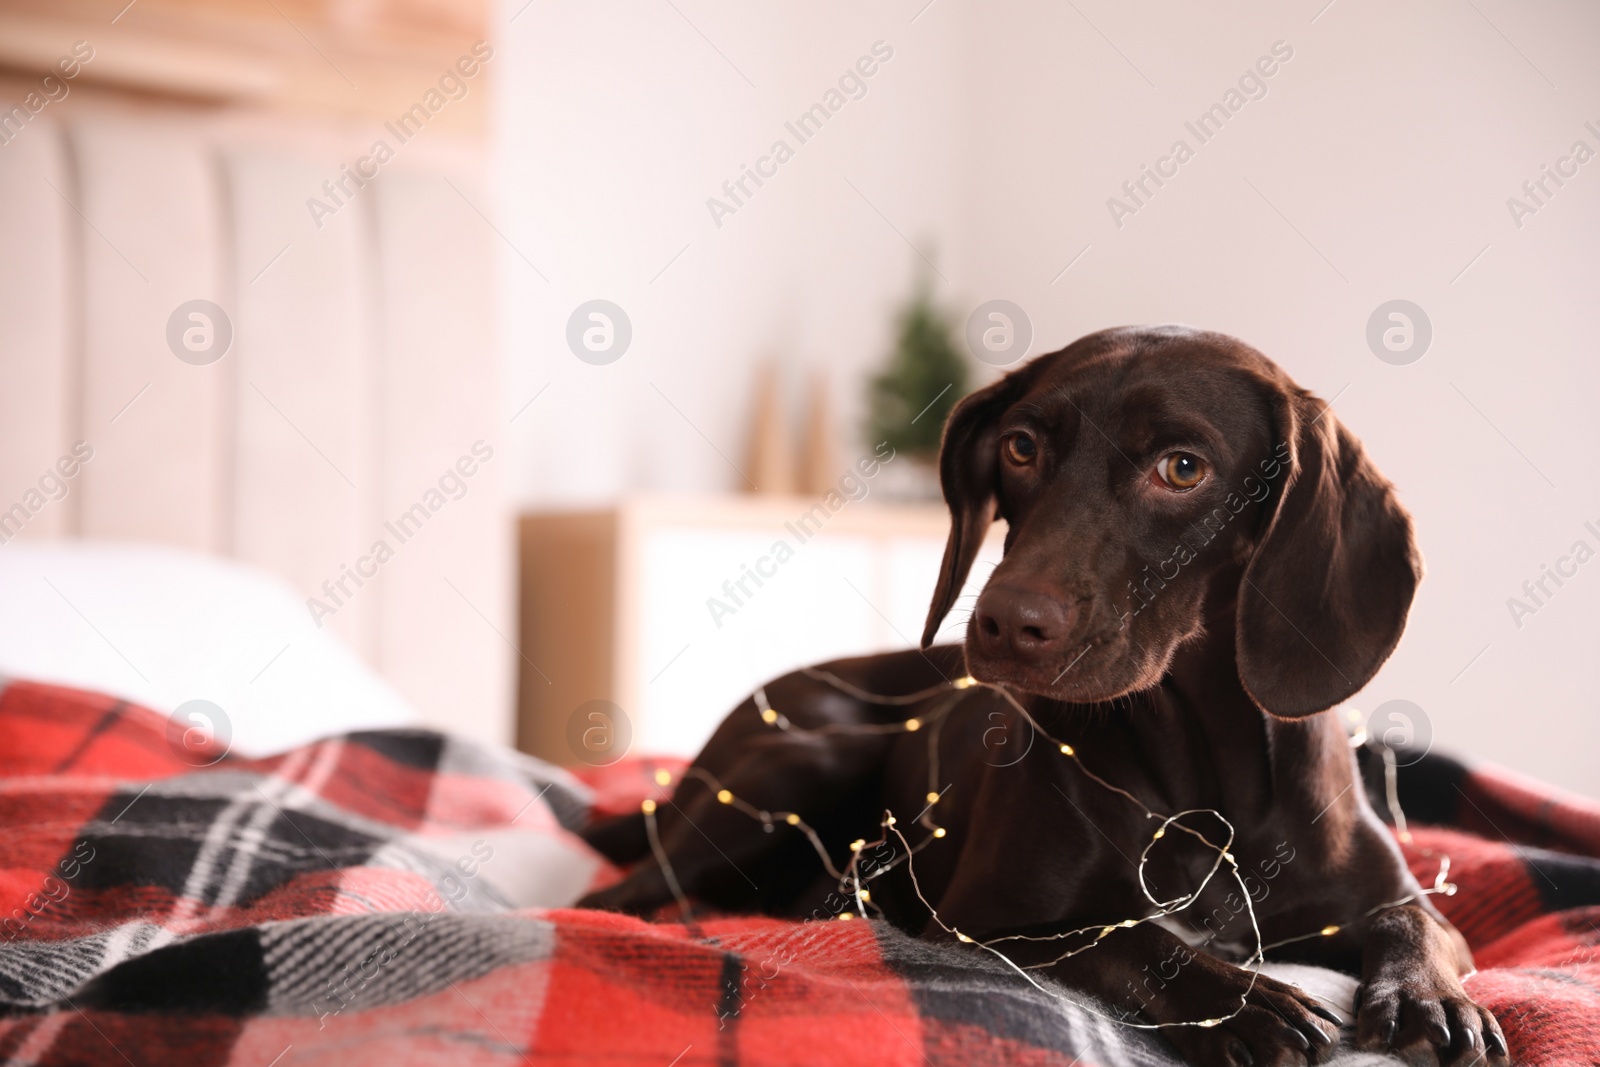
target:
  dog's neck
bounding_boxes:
[1000,568,1345,817]
[1163,572,1253,717]
[1161,566,1354,818]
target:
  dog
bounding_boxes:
[581,326,1507,1067]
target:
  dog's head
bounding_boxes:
[923,325,1422,719]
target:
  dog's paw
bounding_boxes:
[1163,970,1342,1067]
[1355,973,1508,1067]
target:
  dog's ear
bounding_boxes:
[921,361,1050,648]
[1236,393,1423,718]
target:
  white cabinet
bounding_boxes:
[517,495,1003,763]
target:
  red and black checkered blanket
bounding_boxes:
[0,678,1596,1066]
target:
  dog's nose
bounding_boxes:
[974,584,1076,660]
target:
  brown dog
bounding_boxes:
[581,326,1507,1067]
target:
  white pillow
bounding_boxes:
[0,541,419,756]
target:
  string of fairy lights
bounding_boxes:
[636,670,1456,1032]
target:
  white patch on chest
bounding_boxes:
[1153,913,1249,959]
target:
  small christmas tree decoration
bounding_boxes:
[867,276,970,462]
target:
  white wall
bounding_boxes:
[496,0,1600,795]
[956,0,1600,796]
[497,1,972,502]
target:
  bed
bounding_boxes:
[0,678,1595,1065]
[0,110,510,750]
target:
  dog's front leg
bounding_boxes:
[1356,903,1508,1066]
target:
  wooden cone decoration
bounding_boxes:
[800,370,840,496]
[746,362,796,495]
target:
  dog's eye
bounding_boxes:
[1003,433,1037,466]
[1154,452,1206,491]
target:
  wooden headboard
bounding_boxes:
[0,110,512,744]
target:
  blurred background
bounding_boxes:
[0,0,1596,795]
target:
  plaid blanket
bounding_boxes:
[0,679,1596,1066]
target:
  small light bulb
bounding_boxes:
[716,789,733,804]
[653,769,672,786]
[641,798,657,815]
[760,708,778,724]
[954,676,977,689]
[933,827,947,838]
[837,912,854,921]
[785,813,801,826]
[859,889,871,902]
[1321,925,1340,937]
[926,792,941,804]
[956,931,973,943]
[850,839,865,852]
[1059,743,1075,756]
[904,718,922,732]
